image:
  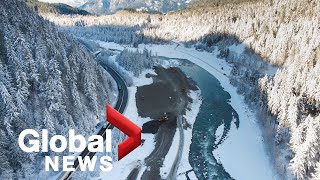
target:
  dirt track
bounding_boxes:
[128,66,197,180]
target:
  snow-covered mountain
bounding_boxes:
[81,0,194,14]
[37,0,194,14]
[80,0,110,14]
[38,0,88,7]
[26,0,90,15]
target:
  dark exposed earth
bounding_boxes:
[127,66,197,180]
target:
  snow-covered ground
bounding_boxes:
[160,90,202,179]
[176,90,202,180]
[97,41,126,52]
[138,43,279,180]
[94,42,204,179]
[91,70,156,179]
[160,126,180,178]
[95,41,279,180]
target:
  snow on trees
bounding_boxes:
[1,0,319,178]
[0,0,116,177]
[41,1,320,178]
[116,48,156,77]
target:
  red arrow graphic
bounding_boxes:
[106,104,141,160]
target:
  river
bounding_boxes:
[165,58,240,179]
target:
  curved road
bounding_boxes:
[58,62,128,180]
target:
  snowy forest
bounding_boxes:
[42,0,320,179]
[0,0,116,179]
[0,0,319,179]
[115,48,157,76]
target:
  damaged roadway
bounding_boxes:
[128,66,197,180]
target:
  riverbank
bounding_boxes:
[95,41,279,179]
[138,43,279,180]
[135,66,197,179]
[94,59,201,180]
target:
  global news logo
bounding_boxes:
[17,105,141,172]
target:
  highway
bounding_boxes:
[58,63,128,180]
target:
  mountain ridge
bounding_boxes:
[25,0,90,15]
[80,0,194,14]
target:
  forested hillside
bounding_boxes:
[25,0,90,15]
[0,0,115,178]
[43,0,320,179]
[46,0,318,66]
